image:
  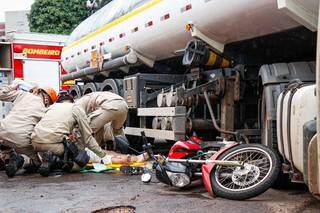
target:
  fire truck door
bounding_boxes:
[23,60,60,93]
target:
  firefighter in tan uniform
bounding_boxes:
[31,94,105,176]
[32,94,147,176]
[75,92,128,145]
[0,80,57,177]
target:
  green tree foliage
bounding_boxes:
[28,0,91,35]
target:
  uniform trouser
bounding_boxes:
[0,124,40,163]
[32,142,84,172]
[32,142,65,157]
[0,140,40,164]
[94,124,114,147]
[89,100,128,145]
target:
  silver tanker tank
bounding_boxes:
[61,0,300,75]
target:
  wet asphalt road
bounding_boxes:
[0,171,319,213]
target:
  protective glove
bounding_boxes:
[101,155,112,165]
[85,148,102,163]
[85,148,113,165]
[11,79,35,92]
[11,79,24,90]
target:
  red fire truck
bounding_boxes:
[0,32,68,118]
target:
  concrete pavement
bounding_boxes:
[0,172,319,213]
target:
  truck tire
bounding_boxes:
[211,144,280,200]
[100,79,124,97]
[69,85,83,99]
[83,83,99,95]
[260,89,278,150]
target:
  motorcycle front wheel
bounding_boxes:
[211,144,280,200]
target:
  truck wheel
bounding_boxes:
[69,85,83,99]
[260,90,278,150]
[211,144,280,200]
[101,79,124,97]
[83,83,99,95]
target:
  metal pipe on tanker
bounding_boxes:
[185,118,215,133]
[61,67,98,82]
[101,52,138,70]
[61,52,138,82]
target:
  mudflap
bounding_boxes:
[201,143,238,197]
[308,134,320,197]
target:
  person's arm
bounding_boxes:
[0,80,24,102]
[72,105,106,158]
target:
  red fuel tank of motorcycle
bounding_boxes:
[168,140,202,159]
[188,136,203,144]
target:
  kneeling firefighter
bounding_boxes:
[0,79,57,177]
[75,92,128,146]
[31,93,114,176]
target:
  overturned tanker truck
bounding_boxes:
[61,0,320,195]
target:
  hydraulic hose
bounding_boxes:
[203,90,249,143]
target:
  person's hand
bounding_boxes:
[11,79,24,90]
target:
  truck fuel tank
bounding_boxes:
[277,84,316,174]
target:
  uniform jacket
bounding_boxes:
[31,102,105,157]
[75,92,125,114]
[0,85,46,147]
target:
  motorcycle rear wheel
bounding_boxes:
[211,144,280,200]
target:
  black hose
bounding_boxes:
[203,91,249,143]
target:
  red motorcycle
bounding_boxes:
[141,92,280,200]
[142,133,280,200]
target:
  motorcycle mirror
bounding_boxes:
[141,172,152,183]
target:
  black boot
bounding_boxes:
[0,158,5,171]
[39,152,65,177]
[63,140,89,168]
[74,151,90,168]
[23,159,41,174]
[61,161,74,172]
[5,153,24,178]
[0,145,11,171]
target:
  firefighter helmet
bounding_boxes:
[41,87,57,103]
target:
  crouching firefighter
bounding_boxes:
[75,91,128,146]
[31,93,111,176]
[0,80,57,177]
